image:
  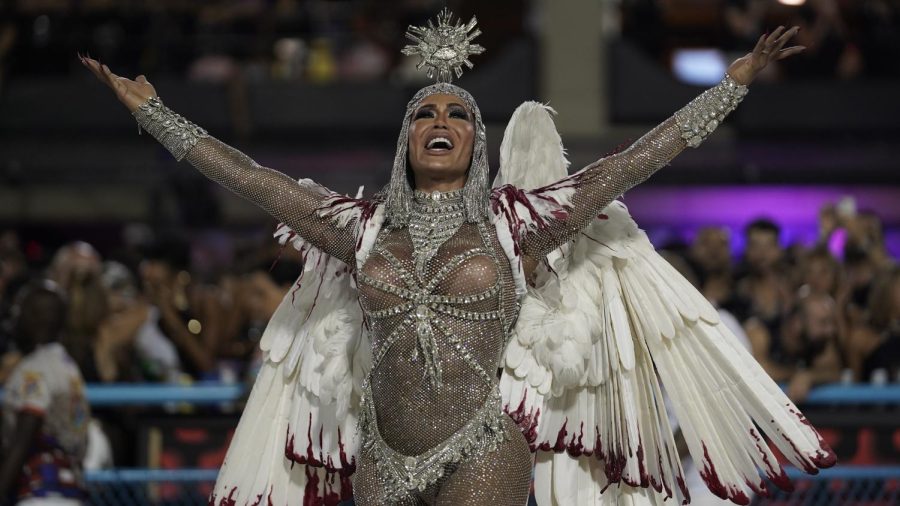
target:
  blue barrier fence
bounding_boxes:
[3,384,898,504]
[83,466,900,483]
[83,467,900,506]
[3,382,900,406]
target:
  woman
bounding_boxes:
[82,13,827,506]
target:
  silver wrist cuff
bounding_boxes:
[132,97,208,161]
[674,74,748,148]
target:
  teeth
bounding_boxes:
[427,137,453,149]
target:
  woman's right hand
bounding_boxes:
[79,53,157,113]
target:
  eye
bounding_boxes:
[449,108,469,120]
[414,109,435,120]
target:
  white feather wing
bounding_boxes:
[211,195,379,506]
[495,103,835,505]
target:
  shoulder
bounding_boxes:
[9,346,53,377]
[4,356,50,411]
[275,187,385,270]
[489,183,574,233]
[318,191,383,230]
[275,181,383,243]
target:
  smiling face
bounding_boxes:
[406,93,475,190]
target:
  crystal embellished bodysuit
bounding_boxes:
[133,75,747,505]
[355,191,521,501]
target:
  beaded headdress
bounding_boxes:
[383,9,489,227]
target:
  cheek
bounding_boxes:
[407,119,425,149]
[407,127,417,155]
[460,127,475,156]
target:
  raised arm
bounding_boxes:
[521,26,803,261]
[80,56,357,265]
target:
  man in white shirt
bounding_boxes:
[1,281,90,506]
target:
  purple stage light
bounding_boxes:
[622,185,900,257]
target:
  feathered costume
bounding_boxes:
[129,13,835,506]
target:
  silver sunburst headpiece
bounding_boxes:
[401,8,485,83]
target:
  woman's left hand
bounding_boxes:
[727,25,805,85]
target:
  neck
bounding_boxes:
[413,174,466,193]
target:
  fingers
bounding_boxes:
[754,25,799,63]
[78,52,101,78]
[100,62,120,85]
[100,64,121,92]
[751,33,766,60]
[772,26,800,54]
[79,54,124,94]
[80,54,111,86]
[765,26,786,47]
[775,46,806,60]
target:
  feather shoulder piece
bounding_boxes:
[210,181,381,506]
[492,102,835,505]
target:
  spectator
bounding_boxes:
[48,242,110,384]
[689,226,735,308]
[98,262,183,383]
[723,0,769,50]
[748,290,842,401]
[848,266,900,382]
[851,210,894,272]
[219,260,301,380]
[1,280,90,505]
[736,219,793,337]
[785,0,861,79]
[798,246,841,298]
[140,234,223,380]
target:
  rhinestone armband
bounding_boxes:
[132,97,209,161]
[674,74,748,148]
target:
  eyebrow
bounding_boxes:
[416,102,469,111]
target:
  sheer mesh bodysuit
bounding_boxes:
[179,113,688,504]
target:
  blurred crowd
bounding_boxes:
[0,200,897,398]
[0,200,897,498]
[0,229,302,388]
[661,201,898,403]
[0,0,527,85]
[621,0,900,79]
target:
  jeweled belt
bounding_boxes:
[358,382,508,500]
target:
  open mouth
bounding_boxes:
[426,136,454,152]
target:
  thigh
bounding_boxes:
[434,416,533,506]
[352,448,425,506]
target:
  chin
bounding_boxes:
[420,167,466,180]
[412,160,467,180]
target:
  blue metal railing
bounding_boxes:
[83,467,900,506]
[85,466,900,483]
[5,382,900,406]
[87,469,220,483]
[84,383,244,406]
